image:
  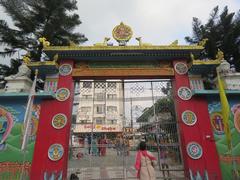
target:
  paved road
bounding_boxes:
[68,148,184,179]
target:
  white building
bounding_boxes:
[72,80,124,134]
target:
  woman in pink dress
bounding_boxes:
[135,141,157,180]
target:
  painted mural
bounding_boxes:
[0,99,40,179]
[208,97,240,180]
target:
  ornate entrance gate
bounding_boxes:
[30,23,222,180]
[68,79,184,179]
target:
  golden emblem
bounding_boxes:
[112,22,133,42]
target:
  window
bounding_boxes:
[107,119,117,124]
[82,82,92,88]
[80,120,88,124]
[82,95,92,99]
[107,94,117,99]
[107,106,117,113]
[95,118,104,124]
[95,93,105,101]
[95,105,105,114]
[81,106,91,112]
[95,82,106,89]
[107,82,116,89]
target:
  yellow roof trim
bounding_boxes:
[193,59,221,65]
[26,61,58,67]
[43,45,204,51]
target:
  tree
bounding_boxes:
[0,0,87,76]
[185,6,240,71]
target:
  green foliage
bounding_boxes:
[186,6,240,71]
[137,97,175,122]
[0,0,87,76]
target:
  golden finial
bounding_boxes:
[38,37,50,47]
[112,22,133,43]
[198,38,208,47]
[169,40,178,46]
[216,49,224,60]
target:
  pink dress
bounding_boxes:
[135,150,156,180]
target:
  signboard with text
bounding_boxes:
[73,124,123,133]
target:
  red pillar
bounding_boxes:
[31,60,74,179]
[173,60,222,179]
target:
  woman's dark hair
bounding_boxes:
[139,141,146,150]
[70,173,79,180]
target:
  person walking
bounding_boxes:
[87,135,91,155]
[84,136,88,155]
[115,137,121,156]
[135,141,157,180]
[91,138,98,156]
[100,135,107,156]
[98,137,101,156]
[160,147,170,178]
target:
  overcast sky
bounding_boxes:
[76,0,240,45]
[0,0,240,64]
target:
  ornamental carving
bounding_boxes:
[52,113,67,129]
[112,22,133,42]
[56,88,70,101]
[174,62,188,75]
[59,64,72,76]
[187,142,203,160]
[48,144,64,161]
[177,87,192,100]
[181,110,197,126]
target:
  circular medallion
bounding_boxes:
[178,87,192,100]
[187,142,203,159]
[59,64,72,76]
[52,113,67,129]
[48,144,64,161]
[234,110,240,133]
[112,22,133,42]
[182,110,197,126]
[56,88,70,101]
[174,62,188,75]
[231,104,240,133]
[210,112,225,135]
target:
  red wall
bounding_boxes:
[173,60,222,179]
[31,60,74,179]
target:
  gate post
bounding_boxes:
[172,60,222,179]
[31,60,74,179]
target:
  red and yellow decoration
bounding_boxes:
[55,88,70,102]
[112,22,133,42]
[52,113,67,129]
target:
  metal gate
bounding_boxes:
[68,80,185,179]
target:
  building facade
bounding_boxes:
[72,80,124,135]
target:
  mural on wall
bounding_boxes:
[208,98,240,180]
[0,102,40,163]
